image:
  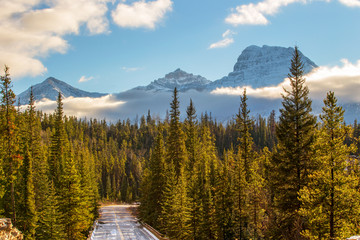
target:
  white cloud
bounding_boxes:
[0,0,111,78]
[225,0,359,26]
[211,59,360,103]
[122,67,141,72]
[222,29,234,38]
[209,38,234,49]
[338,0,360,7]
[225,0,313,26]
[33,94,125,119]
[111,0,173,29]
[209,29,235,49]
[78,76,94,83]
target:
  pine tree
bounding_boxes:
[299,91,360,239]
[197,125,218,239]
[161,163,191,239]
[49,92,67,187]
[185,99,199,173]
[267,110,277,150]
[215,148,235,240]
[141,124,166,228]
[0,66,22,225]
[247,153,266,239]
[233,88,257,239]
[18,147,37,239]
[167,88,188,178]
[236,88,255,181]
[59,146,87,240]
[75,146,99,236]
[233,147,249,239]
[161,88,191,238]
[37,181,64,240]
[271,46,317,239]
[17,86,42,239]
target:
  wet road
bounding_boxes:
[91,205,158,240]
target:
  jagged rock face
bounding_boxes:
[0,219,23,240]
[18,77,106,104]
[208,45,318,89]
[135,68,211,92]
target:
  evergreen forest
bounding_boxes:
[1,47,360,239]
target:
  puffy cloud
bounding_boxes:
[78,76,94,83]
[306,59,360,102]
[212,59,360,103]
[225,0,314,26]
[338,0,360,7]
[209,30,235,49]
[0,0,111,78]
[225,0,358,26]
[111,0,173,29]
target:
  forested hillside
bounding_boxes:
[1,47,360,239]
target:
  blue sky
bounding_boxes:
[2,0,360,95]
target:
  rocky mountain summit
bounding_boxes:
[208,45,318,89]
[18,77,106,105]
[134,68,211,92]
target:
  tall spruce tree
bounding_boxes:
[37,180,64,240]
[17,86,40,239]
[142,124,166,228]
[271,46,317,239]
[49,92,67,187]
[233,88,257,239]
[161,162,191,239]
[167,88,188,178]
[59,146,87,240]
[161,88,191,238]
[18,147,37,239]
[233,146,248,239]
[0,66,22,225]
[185,99,199,173]
[236,88,255,181]
[197,125,218,239]
[299,91,360,239]
[215,148,235,240]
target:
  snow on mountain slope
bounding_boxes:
[18,77,106,105]
[134,68,211,92]
[208,45,318,89]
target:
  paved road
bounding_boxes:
[91,205,158,240]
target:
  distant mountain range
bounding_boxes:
[18,45,317,105]
[18,45,360,123]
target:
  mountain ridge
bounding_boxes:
[18,77,106,105]
[133,68,211,92]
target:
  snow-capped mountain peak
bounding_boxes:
[18,77,106,105]
[134,68,211,92]
[208,45,318,89]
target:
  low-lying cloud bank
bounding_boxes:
[27,94,125,120]
[28,59,360,123]
[212,59,360,103]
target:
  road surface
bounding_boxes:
[90,205,158,240]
